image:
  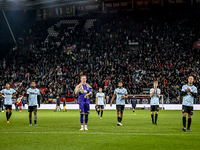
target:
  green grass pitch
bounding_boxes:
[0,109,200,150]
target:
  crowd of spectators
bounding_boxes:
[0,9,200,104]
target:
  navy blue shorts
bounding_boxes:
[131,100,137,108]
[150,105,159,112]
[28,106,37,112]
[116,105,125,114]
[182,105,193,115]
[4,105,12,110]
[79,102,90,114]
[97,105,104,109]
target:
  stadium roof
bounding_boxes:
[0,0,100,10]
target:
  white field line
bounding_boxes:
[0,131,197,136]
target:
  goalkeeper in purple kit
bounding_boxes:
[75,75,93,131]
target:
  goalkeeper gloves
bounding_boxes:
[84,92,92,99]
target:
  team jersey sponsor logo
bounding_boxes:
[4,93,12,95]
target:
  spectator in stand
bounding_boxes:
[0,9,199,105]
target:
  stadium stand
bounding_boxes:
[0,9,200,104]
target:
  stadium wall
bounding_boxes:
[38,0,193,20]
[13,104,200,110]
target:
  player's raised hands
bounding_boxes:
[78,83,83,87]
[186,88,191,93]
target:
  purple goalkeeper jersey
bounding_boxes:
[78,84,92,104]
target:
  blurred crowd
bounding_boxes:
[0,9,200,104]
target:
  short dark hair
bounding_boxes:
[189,75,194,78]
[118,81,123,84]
